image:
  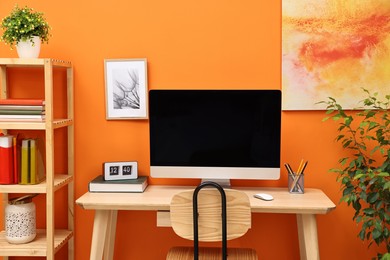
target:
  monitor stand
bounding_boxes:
[201,179,231,188]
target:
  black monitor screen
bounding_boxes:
[149,90,281,170]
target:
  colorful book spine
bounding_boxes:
[20,139,30,184]
[30,140,37,184]
[0,109,45,115]
[0,135,14,184]
[0,99,45,106]
[13,135,18,184]
[0,105,45,110]
[0,114,45,119]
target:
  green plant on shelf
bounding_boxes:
[0,4,51,49]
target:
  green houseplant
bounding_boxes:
[0,5,50,57]
[320,89,390,260]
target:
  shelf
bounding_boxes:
[0,229,73,256]
[0,174,73,193]
[0,58,72,68]
[0,58,74,259]
[0,118,73,130]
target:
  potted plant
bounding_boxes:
[319,89,390,260]
[0,5,51,58]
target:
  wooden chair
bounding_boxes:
[167,181,258,260]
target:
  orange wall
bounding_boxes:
[0,1,385,259]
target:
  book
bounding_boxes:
[88,175,148,193]
[20,139,30,184]
[20,139,45,184]
[0,135,14,184]
[0,114,45,120]
[0,109,45,115]
[12,135,19,184]
[0,105,45,110]
[0,117,46,122]
[0,99,45,106]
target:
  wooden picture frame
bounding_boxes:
[104,59,148,119]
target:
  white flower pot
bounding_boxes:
[16,36,41,58]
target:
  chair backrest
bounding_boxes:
[170,186,252,242]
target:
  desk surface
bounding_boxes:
[76,186,336,215]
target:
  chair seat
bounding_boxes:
[167,246,258,260]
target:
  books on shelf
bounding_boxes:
[88,175,148,193]
[0,135,46,185]
[0,98,45,121]
[20,138,45,184]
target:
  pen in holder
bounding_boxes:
[288,173,304,194]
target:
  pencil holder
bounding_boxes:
[288,174,304,194]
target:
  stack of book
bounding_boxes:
[0,99,45,121]
[88,175,148,193]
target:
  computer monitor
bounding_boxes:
[149,89,281,183]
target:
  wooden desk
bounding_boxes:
[76,186,336,260]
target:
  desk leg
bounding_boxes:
[90,210,110,260]
[296,214,320,260]
[103,210,118,260]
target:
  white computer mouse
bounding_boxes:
[254,193,274,201]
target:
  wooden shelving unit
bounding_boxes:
[0,58,74,260]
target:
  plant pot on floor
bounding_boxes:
[16,36,41,58]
